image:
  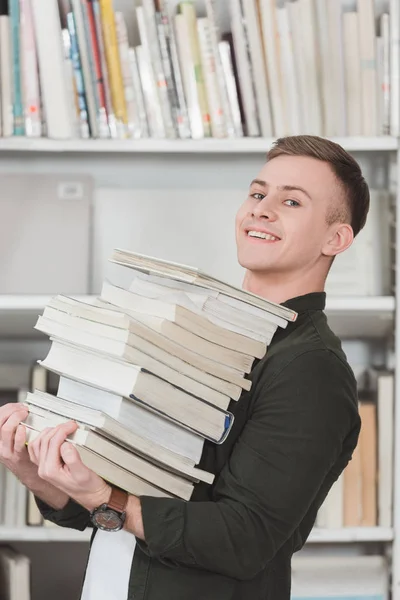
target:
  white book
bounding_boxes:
[379,13,391,135]
[343,12,362,136]
[70,0,99,138]
[136,8,166,138]
[315,0,336,137]
[298,0,322,134]
[276,3,302,135]
[115,12,141,140]
[31,0,74,139]
[241,0,273,136]
[325,0,347,136]
[229,0,260,136]
[62,28,81,139]
[20,0,41,137]
[218,40,243,138]
[197,18,225,139]
[358,0,378,135]
[128,47,149,138]
[316,473,344,529]
[142,0,176,138]
[390,0,400,135]
[175,12,203,139]
[377,372,394,527]
[0,14,12,137]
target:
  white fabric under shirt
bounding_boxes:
[80,529,136,600]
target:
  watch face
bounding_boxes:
[93,509,123,532]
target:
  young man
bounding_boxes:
[0,135,366,600]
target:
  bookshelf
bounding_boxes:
[0,0,399,597]
[0,136,396,153]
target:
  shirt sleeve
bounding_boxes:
[137,349,360,580]
[35,496,91,531]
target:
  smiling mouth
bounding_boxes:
[246,230,280,241]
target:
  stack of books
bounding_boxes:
[23,250,297,500]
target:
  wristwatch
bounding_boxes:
[90,486,128,532]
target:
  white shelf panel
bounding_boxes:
[0,526,91,542]
[0,136,396,154]
[308,527,394,543]
[0,295,394,338]
[0,526,392,543]
[325,296,395,339]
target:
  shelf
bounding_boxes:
[325,296,395,339]
[0,526,91,542]
[307,527,394,543]
[0,294,394,338]
[0,526,392,543]
[0,136,396,154]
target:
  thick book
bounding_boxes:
[45,295,251,391]
[39,339,234,444]
[24,409,194,500]
[109,249,298,322]
[25,390,213,484]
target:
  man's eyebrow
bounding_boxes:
[249,179,312,201]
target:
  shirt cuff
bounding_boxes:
[139,496,196,564]
[35,496,91,531]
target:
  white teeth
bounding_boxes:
[247,230,279,241]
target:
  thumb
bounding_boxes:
[60,442,83,469]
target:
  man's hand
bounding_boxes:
[0,403,38,484]
[27,420,112,512]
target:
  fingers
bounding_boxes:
[1,408,29,456]
[13,424,27,454]
[28,421,78,479]
[0,403,28,430]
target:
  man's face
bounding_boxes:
[235,155,344,277]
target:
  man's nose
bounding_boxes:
[252,196,278,221]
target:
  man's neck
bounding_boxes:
[242,270,326,305]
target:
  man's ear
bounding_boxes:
[322,223,354,258]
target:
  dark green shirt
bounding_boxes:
[37,292,360,600]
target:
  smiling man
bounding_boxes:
[0,135,367,600]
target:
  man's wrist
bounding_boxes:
[77,483,112,513]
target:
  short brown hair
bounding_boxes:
[266,135,370,237]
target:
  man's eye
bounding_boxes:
[251,193,265,200]
[284,199,300,207]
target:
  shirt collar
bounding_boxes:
[281,292,326,314]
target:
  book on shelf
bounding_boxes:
[0,547,30,600]
[22,248,295,499]
[315,368,394,530]
[0,0,396,141]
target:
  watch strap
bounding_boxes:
[107,487,128,514]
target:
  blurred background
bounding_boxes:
[0,0,397,598]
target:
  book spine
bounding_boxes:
[197,17,225,138]
[136,6,166,138]
[92,0,117,138]
[180,2,211,137]
[0,15,12,136]
[84,0,110,137]
[154,3,182,138]
[19,0,41,137]
[114,11,141,139]
[62,27,82,138]
[67,11,90,139]
[390,0,399,135]
[218,40,243,138]
[128,46,149,138]
[99,0,128,138]
[205,0,234,137]
[9,0,24,135]
[71,0,99,137]
[158,0,191,139]
[142,0,176,138]
[381,13,391,136]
